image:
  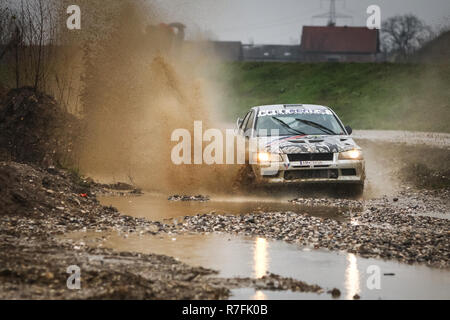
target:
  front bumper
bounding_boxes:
[252,154,365,184]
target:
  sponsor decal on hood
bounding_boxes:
[261,135,357,154]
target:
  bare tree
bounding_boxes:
[0,0,60,91]
[0,2,23,88]
[19,0,59,91]
[1,0,84,113]
[382,14,433,61]
[0,4,14,61]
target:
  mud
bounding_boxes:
[153,192,449,268]
[168,194,210,201]
[99,193,348,221]
[0,161,325,299]
[1,130,449,299]
[69,0,240,195]
[0,87,79,167]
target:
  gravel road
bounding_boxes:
[353,130,450,150]
[1,129,449,299]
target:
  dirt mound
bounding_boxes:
[0,161,79,216]
[0,84,8,99]
[0,160,231,299]
[0,87,79,166]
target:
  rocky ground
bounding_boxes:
[1,88,448,299]
[0,161,331,299]
[168,194,210,201]
[0,87,333,299]
[1,142,450,299]
[157,189,449,268]
[1,157,449,298]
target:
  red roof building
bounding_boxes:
[300,26,381,62]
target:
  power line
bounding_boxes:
[312,0,352,26]
[215,12,313,33]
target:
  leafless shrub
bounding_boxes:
[382,14,434,61]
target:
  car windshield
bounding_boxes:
[254,109,345,137]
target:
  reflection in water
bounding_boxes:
[253,290,268,300]
[253,237,269,278]
[345,253,361,299]
[63,231,450,300]
[98,194,348,221]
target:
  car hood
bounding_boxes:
[259,135,360,154]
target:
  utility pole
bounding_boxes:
[328,0,336,26]
[312,0,352,27]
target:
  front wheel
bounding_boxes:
[232,164,256,192]
[347,183,364,198]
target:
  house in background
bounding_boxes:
[210,41,244,61]
[242,44,302,62]
[240,26,383,62]
[300,26,382,62]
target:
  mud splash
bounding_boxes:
[357,139,450,198]
[64,0,239,194]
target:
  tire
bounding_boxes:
[232,164,256,192]
[348,183,364,198]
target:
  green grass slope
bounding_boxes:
[221,62,450,133]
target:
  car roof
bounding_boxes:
[252,104,331,112]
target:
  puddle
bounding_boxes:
[98,193,351,221]
[66,231,450,300]
[230,288,321,300]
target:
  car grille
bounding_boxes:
[287,153,333,162]
[284,169,339,180]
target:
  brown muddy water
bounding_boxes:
[67,194,450,300]
[98,193,349,222]
[67,231,450,300]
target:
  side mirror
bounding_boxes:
[345,125,352,135]
[236,117,243,130]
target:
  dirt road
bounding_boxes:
[353,130,450,150]
[0,130,449,299]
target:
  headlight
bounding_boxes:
[255,152,282,163]
[338,149,363,160]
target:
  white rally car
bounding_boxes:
[236,104,365,195]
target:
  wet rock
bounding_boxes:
[164,188,450,269]
[46,166,58,175]
[168,194,210,202]
[328,288,341,298]
[1,159,449,299]
[131,188,143,195]
[107,182,134,190]
[218,273,323,294]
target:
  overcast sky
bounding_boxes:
[155,0,450,44]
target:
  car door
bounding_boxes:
[242,110,255,163]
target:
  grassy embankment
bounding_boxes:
[2,61,449,132]
[221,62,450,133]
